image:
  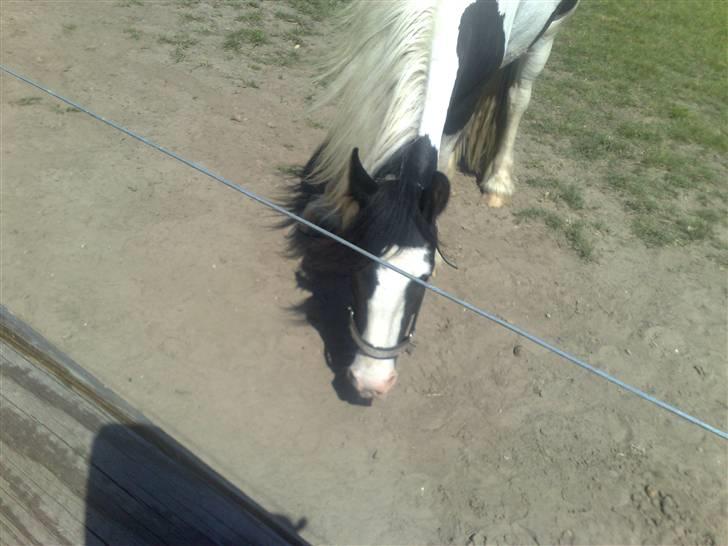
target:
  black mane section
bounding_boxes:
[284,138,447,274]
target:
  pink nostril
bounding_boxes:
[371,374,398,397]
[347,369,398,398]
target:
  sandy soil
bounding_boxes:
[1,2,726,544]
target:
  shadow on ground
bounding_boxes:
[291,265,372,406]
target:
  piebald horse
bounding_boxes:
[289,0,578,399]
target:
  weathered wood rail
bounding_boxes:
[0,306,308,546]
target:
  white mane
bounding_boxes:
[307,0,440,224]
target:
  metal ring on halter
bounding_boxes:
[348,307,415,360]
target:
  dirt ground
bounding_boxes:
[1,2,726,545]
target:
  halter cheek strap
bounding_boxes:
[348,307,415,360]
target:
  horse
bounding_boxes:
[287,0,579,399]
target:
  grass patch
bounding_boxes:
[276,164,300,177]
[274,9,303,23]
[124,27,142,40]
[524,177,585,211]
[525,0,727,258]
[515,207,565,231]
[62,23,78,34]
[223,28,267,51]
[158,33,199,62]
[514,208,596,261]
[50,104,81,115]
[285,0,343,21]
[158,34,198,48]
[180,12,206,23]
[235,11,263,24]
[13,97,42,106]
[564,221,594,260]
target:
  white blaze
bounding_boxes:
[365,246,432,348]
[349,246,432,394]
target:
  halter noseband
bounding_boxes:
[348,306,416,360]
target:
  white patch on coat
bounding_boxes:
[349,246,432,396]
[419,0,475,149]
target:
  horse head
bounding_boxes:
[343,137,450,398]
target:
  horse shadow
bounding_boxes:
[291,263,372,406]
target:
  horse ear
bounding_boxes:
[349,148,378,204]
[420,171,451,223]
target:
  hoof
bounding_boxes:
[484,192,506,208]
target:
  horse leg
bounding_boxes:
[482,36,556,208]
[437,132,460,178]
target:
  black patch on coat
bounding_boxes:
[443,0,506,135]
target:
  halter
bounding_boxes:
[348,306,416,360]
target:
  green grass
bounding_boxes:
[274,9,303,23]
[276,164,300,177]
[124,27,142,40]
[524,0,727,259]
[50,104,81,115]
[13,97,42,106]
[514,208,595,260]
[180,12,206,23]
[158,33,199,62]
[223,28,267,51]
[523,177,585,211]
[158,34,198,48]
[285,0,344,21]
[235,11,263,24]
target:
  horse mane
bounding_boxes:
[285,140,446,275]
[305,0,440,226]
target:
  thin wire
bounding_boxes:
[2,64,726,441]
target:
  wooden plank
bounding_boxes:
[2,354,215,544]
[0,306,308,546]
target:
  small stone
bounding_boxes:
[645,485,658,498]
[659,494,677,518]
[267,121,276,128]
[513,344,523,357]
[231,114,242,122]
[545,312,552,319]
[558,529,576,546]
[294,44,300,49]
